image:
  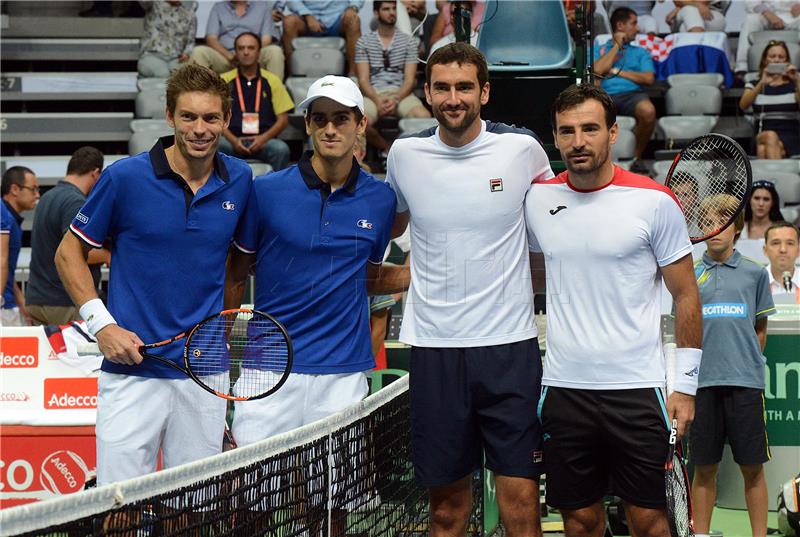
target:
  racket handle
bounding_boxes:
[77,342,101,356]
[664,342,677,397]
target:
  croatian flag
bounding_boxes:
[596,32,735,87]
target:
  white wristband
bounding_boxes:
[673,348,702,396]
[79,298,117,337]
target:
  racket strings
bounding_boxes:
[668,136,749,242]
[186,311,290,398]
[666,451,693,537]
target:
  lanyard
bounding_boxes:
[235,73,262,114]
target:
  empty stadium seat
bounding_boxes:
[616,116,636,131]
[750,159,799,176]
[667,73,724,87]
[748,40,800,72]
[665,85,722,116]
[285,77,318,103]
[658,116,718,144]
[290,48,345,77]
[781,206,799,223]
[755,172,800,206]
[292,37,345,51]
[749,30,800,45]
[611,129,635,161]
[652,160,675,182]
[136,78,167,92]
[135,87,167,118]
[398,118,438,134]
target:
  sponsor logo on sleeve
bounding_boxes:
[75,212,89,224]
[702,303,747,318]
[0,338,38,368]
[43,378,98,410]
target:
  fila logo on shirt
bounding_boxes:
[357,219,373,230]
[222,201,236,211]
[489,178,503,192]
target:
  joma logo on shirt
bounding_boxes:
[702,303,747,318]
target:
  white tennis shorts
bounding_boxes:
[95,371,227,485]
[231,371,369,447]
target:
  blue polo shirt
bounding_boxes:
[1,200,24,309]
[70,136,253,378]
[695,250,776,390]
[594,39,655,95]
[234,152,396,374]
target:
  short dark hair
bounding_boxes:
[166,63,231,117]
[765,221,800,242]
[610,7,636,31]
[304,100,364,124]
[373,0,396,11]
[551,84,617,130]
[66,146,104,176]
[1,166,35,196]
[426,42,489,89]
[234,31,261,50]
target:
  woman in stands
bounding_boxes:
[743,180,786,239]
[740,40,800,159]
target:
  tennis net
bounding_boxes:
[0,375,486,536]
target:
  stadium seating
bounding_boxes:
[292,37,345,51]
[128,119,172,155]
[290,48,346,77]
[249,163,274,177]
[616,116,636,131]
[748,40,800,72]
[749,30,800,46]
[135,87,167,119]
[667,73,724,88]
[657,116,718,146]
[1,38,140,61]
[398,118,438,135]
[611,129,636,162]
[750,159,800,176]
[2,112,133,143]
[2,72,137,101]
[652,160,674,183]
[665,85,723,116]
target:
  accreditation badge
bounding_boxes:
[242,112,260,134]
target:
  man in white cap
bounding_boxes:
[226,74,408,445]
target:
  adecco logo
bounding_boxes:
[43,378,98,410]
[0,337,38,368]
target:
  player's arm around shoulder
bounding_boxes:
[662,253,703,439]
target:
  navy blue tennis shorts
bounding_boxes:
[409,338,544,487]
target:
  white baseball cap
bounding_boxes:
[296,75,365,114]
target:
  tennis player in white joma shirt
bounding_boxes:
[525,84,702,537]
[387,42,554,537]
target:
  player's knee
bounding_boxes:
[430,501,470,532]
[692,463,718,483]
[739,463,764,483]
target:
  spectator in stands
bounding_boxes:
[282,1,364,76]
[1,167,39,326]
[593,6,655,174]
[763,221,799,300]
[607,1,660,34]
[744,180,786,239]
[191,1,285,80]
[739,41,800,159]
[666,0,727,33]
[138,1,197,78]
[25,147,109,326]
[356,1,431,155]
[428,0,485,53]
[735,1,800,79]
[219,32,293,171]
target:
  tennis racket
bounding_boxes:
[665,133,752,244]
[78,308,292,401]
[665,418,695,537]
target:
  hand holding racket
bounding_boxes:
[79,308,292,401]
[665,418,695,537]
[665,133,752,244]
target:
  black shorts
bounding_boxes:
[409,339,543,487]
[690,386,771,466]
[538,387,670,510]
[610,91,651,117]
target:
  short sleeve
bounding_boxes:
[0,206,11,235]
[404,35,418,64]
[637,47,655,73]
[355,36,368,64]
[529,140,554,186]
[652,192,693,267]
[70,169,118,248]
[385,148,408,213]
[205,4,221,36]
[267,74,295,115]
[61,196,86,236]
[233,184,260,254]
[755,267,777,319]
[524,195,542,252]
[369,190,397,265]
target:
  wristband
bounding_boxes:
[79,298,117,336]
[673,348,702,396]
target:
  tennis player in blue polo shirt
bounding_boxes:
[55,64,253,486]
[226,75,408,447]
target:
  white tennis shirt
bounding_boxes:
[525,166,693,389]
[386,120,554,347]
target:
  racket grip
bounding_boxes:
[664,342,677,397]
[77,342,102,356]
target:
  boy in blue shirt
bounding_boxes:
[690,194,776,537]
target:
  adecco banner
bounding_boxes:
[0,326,99,426]
[0,433,96,509]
